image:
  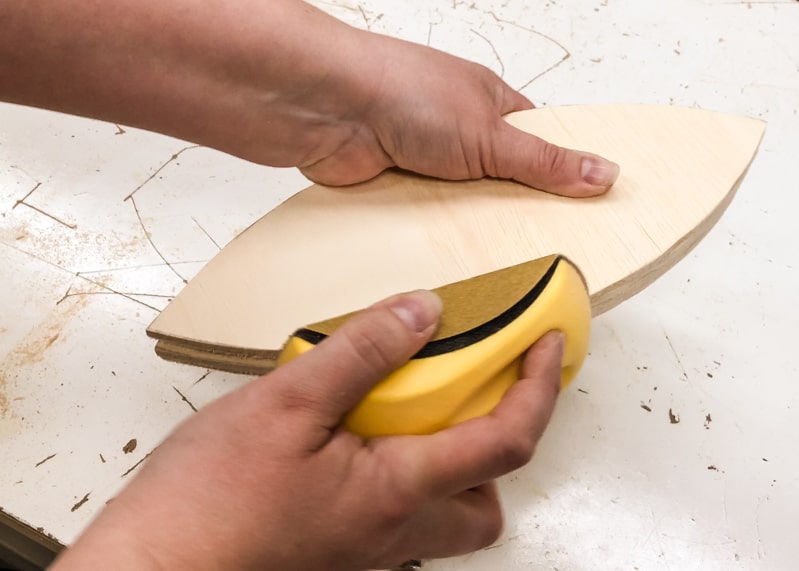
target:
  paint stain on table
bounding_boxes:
[122,439,137,454]
[70,493,90,512]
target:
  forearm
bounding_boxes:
[0,0,376,163]
[2,0,617,193]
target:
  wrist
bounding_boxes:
[49,502,164,571]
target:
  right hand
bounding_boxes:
[51,290,565,571]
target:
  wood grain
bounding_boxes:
[147,104,765,374]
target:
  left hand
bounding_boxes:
[1,0,618,198]
[298,32,619,198]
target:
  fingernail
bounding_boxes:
[540,330,565,360]
[553,331,566,358]
[581,157,620,188]
[390,290,443,333]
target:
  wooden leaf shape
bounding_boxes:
[147,104,765,374]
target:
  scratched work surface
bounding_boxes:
[0,1,797,569]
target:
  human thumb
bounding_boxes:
[493,121,620,198]
[272,290,443,426]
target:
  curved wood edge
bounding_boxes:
[151,149,759,378]
[148,107,766,376]
[590,153,759,315]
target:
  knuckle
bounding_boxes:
[340,322,398,372]
[475,61,503,90]
[476,507,504,548]
[491,433,536,473]
[370,456,423,527]
[536,141,568,177]
[377,493,417,528]
[374,484,419,529]
[276,383,320,414]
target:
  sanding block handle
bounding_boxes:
[278,255,591,438]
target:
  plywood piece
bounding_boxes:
[146,104,765,374]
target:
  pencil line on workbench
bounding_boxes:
[191,216,222,251]
[122,144,200,202]
[73,259,211,275]
[484,11,571,91]
[15,201,77,229]
[57,290,162,313]
[12,181,41,208]
[357,4,372,30]
[470,28,505,78]
[56,274,165,312]
[8,164,40,186]
[2,240,75,276]
[517,53,571,92]
[485,11,572,55]
[663,332,689,382]
[128,195,188,284]
[12,180,79,229]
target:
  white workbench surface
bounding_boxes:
[1,1,797,569]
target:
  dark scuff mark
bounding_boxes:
[173,386,198,412]
[669,408,680,424]
[192,370,212,386]
[35,453,56,467]
[123,439,137,454]
[121,450,154,478]
[70,493,90,512]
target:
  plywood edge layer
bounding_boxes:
[151,283,627,376]
[154,338,278,376]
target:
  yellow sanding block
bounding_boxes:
[278,254,591,438]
